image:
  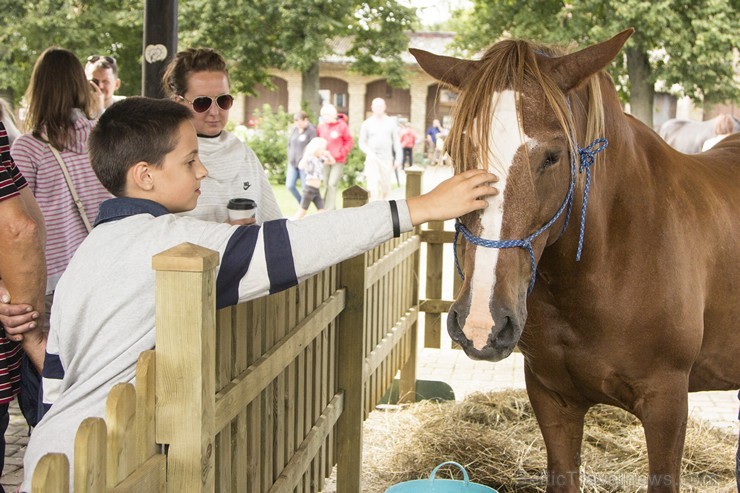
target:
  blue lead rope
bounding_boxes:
[453,137,607,294]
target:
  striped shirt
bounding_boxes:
[0,122,26,404]
[0,122,28,202]
[181,131,283,224]
[11,111,112,294]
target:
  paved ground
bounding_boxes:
[1,402,28,492]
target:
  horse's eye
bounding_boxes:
[542,151,561,170]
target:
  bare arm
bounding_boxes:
[0,187,47,371]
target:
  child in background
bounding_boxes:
[293,137,334,220]
[399,121,417,168]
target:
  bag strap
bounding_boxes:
[48,144,93,233]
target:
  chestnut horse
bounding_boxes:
[411,29,740,492]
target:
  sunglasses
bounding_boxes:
[178,94,234,113]
[87,55,117,66]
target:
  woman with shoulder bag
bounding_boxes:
[11,47,111,338]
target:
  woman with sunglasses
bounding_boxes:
[162,48,281,225]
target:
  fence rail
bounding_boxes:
[32,171,424,492]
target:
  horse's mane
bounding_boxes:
[447,39,606,176]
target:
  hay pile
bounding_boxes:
[362,390,737,492]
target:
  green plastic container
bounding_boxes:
[385,462,498,493]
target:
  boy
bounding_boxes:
[20,97,497,490]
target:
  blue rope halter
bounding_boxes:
[453,138,608,294]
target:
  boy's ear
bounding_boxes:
[129,161,155,191]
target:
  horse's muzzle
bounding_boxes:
[447,303,521,362]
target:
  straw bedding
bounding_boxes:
[361,390,737,492]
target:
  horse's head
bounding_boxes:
[411,29,632,361]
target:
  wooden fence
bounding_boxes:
[32,170,425,493]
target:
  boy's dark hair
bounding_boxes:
[89,97,192,197]
[161,48,229,97]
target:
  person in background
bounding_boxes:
[11,47,111,348]
[162,48,282,225]
[316,104,353,210]
[359,98,402,201]
[399,121,417,168]
[426,118,443,165]
[286,111,316,203]
[84,55,124,112]
[293,136,333,220]
[702,114,736,151]
[0,122,47,493]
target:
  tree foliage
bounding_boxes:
[0,0,415,108]
[179,0,415,95]
[0,0,144,103]
[450,0,739,126]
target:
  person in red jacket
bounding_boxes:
[399,121,418,168]
[317,104,354,210]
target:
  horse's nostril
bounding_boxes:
[494,316,516,348]
[447,305,469,346]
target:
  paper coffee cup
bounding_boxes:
[227,198,257,221]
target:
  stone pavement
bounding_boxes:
[1,401,28,492]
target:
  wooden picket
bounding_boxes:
[31,350,165,492]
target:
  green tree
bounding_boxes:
[0,1,415,117]
[451,0,739,127]
[179,0,416,116]
[0,0,144,104]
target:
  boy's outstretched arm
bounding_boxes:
[219,169,499,306]
[406,169,498,225]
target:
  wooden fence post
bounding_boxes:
[399,169,423,403]
[335,186,369,493]
[152,243,219,493]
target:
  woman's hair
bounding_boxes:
[161,48,230,97]
[299,137,327,168]
[24,47,97,151]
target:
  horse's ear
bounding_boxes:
[410,48,480,89]
[540,28,634,92]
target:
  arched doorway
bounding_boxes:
[319,77,349,116]
[365,79,410,120]
[244,76,288,125]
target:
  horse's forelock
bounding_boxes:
[447,38,606,177]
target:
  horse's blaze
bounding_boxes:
[461,90,530,351]
[463,280,496,349]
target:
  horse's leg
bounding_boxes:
[525,364,588,493]
[635,378,688,493]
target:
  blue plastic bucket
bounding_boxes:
[385,461,498,493]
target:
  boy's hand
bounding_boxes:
[407,169,499,226]
[0,285,40,342]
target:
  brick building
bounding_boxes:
[231,32,460,147]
